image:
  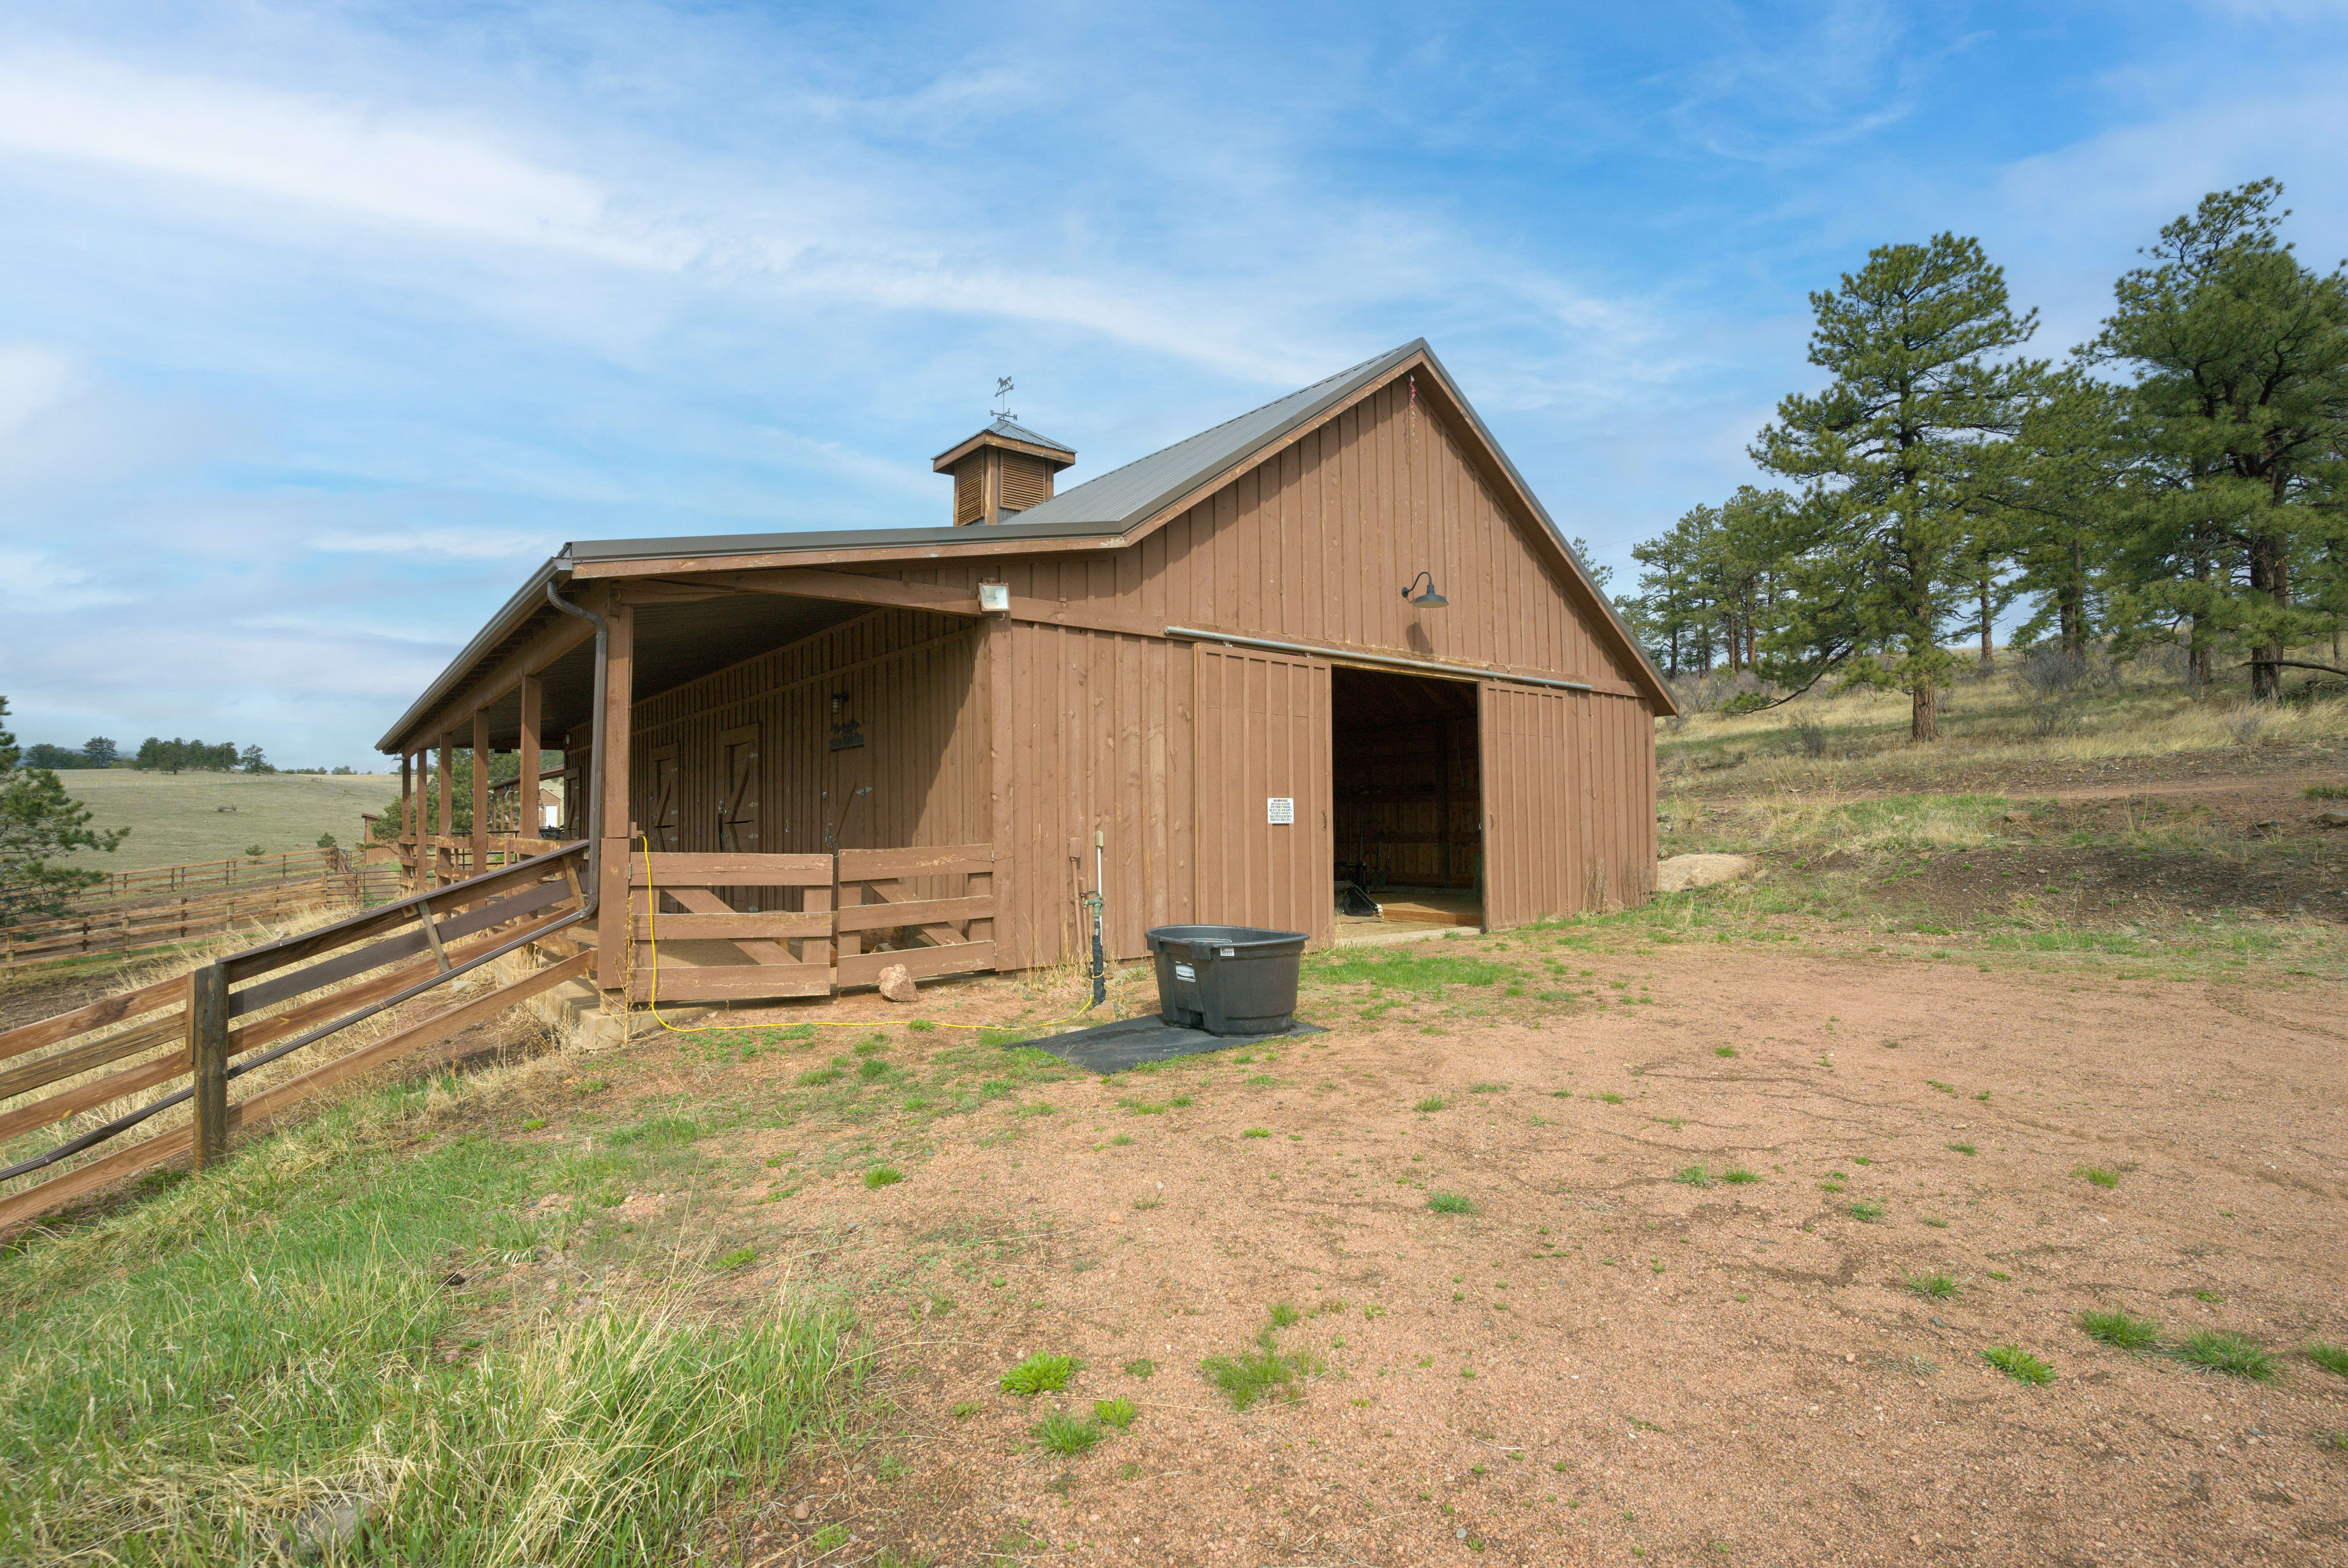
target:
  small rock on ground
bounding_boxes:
[1655,853,1760,892]
[877,963,918,1003]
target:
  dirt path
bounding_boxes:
[636,943,2348,1566]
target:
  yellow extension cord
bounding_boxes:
[635,837,1104,1038]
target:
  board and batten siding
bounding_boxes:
[992,621,1195,971]
[887,377,1644,693]
[624,609,989,901]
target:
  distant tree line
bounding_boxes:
[21,733,361,774]
[21,737,119,769]
[133,737,270,773]
[1611,180,2348,739]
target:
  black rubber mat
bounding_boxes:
[1023,1013,1325,1074]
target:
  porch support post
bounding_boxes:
[982,615,1016,964]
[399,752,415,892]
[595,593,636,1000]
[436,732,454,888]
[471,709,491,875]
[518,671,543,841]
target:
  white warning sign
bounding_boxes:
[1267,797,1295,825]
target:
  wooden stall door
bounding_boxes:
[1193,645,1332,944]
[645,746,681,852]
[1478,683,1578,928]
[716,724,763,911]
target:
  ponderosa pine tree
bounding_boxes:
[1,697,129,926]
[1753,233,2043,739]
[1976,368,2141,658]
[2087,180,2348,699]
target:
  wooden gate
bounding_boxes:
[1477,682,1579,927]
[628,844,998,1000]
[1193,645,1332,943]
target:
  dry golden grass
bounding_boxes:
[1659,650,2348,795]
[55,770,390,872]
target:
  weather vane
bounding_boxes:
[993,375,1015,420]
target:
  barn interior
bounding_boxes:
[1329,666,1484,932]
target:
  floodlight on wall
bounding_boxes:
[1401,570,1448,610]
[978,581,1011,613]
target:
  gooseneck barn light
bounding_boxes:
[1401,570,1448,610]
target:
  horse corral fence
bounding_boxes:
[0,837,1003,1231]
[2,848,400,969]
[0,843,592,1233]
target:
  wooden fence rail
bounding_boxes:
[0,841,591,1233]
[3,861,402,971]
[71,846,345,904]
[632,851,836,1001]
[627,843,998,1000]
[835,844,996,987]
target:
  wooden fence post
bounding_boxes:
[190,963,230,1170]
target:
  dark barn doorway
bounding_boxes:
[1329,666,1482,932]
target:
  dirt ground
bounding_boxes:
[490,924,2348,1568]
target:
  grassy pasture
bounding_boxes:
[57,772,391,872]
[1656,650,2348,794]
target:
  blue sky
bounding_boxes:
[2,1,2344,768]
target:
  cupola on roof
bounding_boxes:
[932,417,1076,526]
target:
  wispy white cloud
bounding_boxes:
[3,2,2345,765]
[0,546,133,613]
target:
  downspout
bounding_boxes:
[544,576,608,923]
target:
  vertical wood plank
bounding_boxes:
[596,596,636,997]
[518,671,543,839]
[471,709,490,873]
[189,963,228,1170]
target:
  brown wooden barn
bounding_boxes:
[376,339,1677,1007]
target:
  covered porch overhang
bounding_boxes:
[377,567,1000,1001]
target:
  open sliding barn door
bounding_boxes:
[1193,644,1332,944]
[1477,682,1582,927]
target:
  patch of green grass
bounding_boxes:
[1093,1397,1137,1430]
[857,1057,890,1080]
[1427,1191,1475,1215]
[2076,1307,2162,1353]
[864,1165,904,1189]
[1121,1358,1158,1379]
[0,1094,857,1567]
[713,1245,757,1271]
[1267,1302,1302,1328]
[2073,1165,2120,1189]
[1414,1096,1447,1113]
[2170,1330,2277,1382]
[2305,1342,2348,1380]
[1199,1346,1319,1411]
[1466,1082,1508,1094]
[1000,1353,1082,1397]
[1848,1200,1886,1223]
[2305,783,2348,801]
[1673,1165,1714,1189]
[1904,1271,1958,1300]
[1030,1409,1103,1456]
[1980,1345,2055,1385]
[951,1400,984,1419]
[1241,1128,1271,1139]
[1722,1168,1760,1184]
[1598,1092,1624,1105]
[1947,1142,1977,1156]
[796,1066,845,1086]
[1311,950,1511,992]
[1714,1046,1737,1057]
